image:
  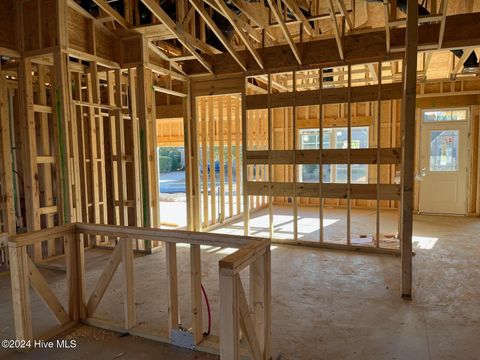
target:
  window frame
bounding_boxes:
[298,126,370,184]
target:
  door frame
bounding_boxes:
[418,107,471,215]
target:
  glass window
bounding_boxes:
[299,126,369,183]
[429,130,459,171]
[423,109,467,122]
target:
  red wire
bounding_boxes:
[201,283,211,336]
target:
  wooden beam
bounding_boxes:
[183,12,480,75]
[438,0,449,49]
[190,244,203,344]
[204,0,263,44]
[8,245,33,341]
[400,0,418,298]
[147,42,187,76]
[335,0,354,29]
[121,238,135,329]
[140,0,213,73]
[86,243,122,316]
[384,0,391,53]
[166,242,179,331]
[189,0,247,71]
[219,272,239,359]
[237,277,263,360]
[266,0,302,65]
[0,74,16,234]
[282,0,315,36]
[451,48,474,76]
[214,0,264,69]
[328,0,344,60]
[153,85,188,97]
[28,257,70,325]
[91,0,130,29]
[230,0,269,28]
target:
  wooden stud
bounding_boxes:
[166,242,180,331]
[190,244,203,344]
[209,99,216,224]
[0,73,16,234]
[219,270,239,359]
[121,237,135,329]
[9,244,33,341]
[219,97,226,222]
[201,98,209,227]
[242,84,250,236]
[227,97,234,218]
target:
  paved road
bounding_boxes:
[159,171,236,194]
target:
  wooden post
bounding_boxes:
[292,72,298,241]
[8,244,33,341]
[219,270,239,359]
[242,81,250,236]
[219,97,226,222]
[137,65,153,231]
[201,97,209,227]
[166,242,180,331]
[54,0,72,226]
[250,249,271,359]
[20,59,41,260]
[208,99,216,224]
[0,73,16,235]
[184,80,198,231]
[121,237,135,329]
[190,244,203,344]
[267,75,273,239]
[400,0,418,298]
[65,231,86,321]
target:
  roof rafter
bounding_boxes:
[334,0,353,30]
[282,0,315,36]
[327,0,344,60]
[148,41,187,76]
[205,0,263,44]
[90,0,130,29]
[189,0,247,71]
[266,0,302,65]
[451,48,474,77]
[213,0,264,69]
[140,0,213,73]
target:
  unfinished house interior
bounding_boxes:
[1,0,480,358]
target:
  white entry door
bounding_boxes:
[419,109,469,215]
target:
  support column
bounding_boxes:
[400,0,418,298]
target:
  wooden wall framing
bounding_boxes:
[242,66,403,251]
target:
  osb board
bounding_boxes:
[68,6,90,53]
[41,0,57,48]
[95,28,115,61]
[0,0,16,50]
[20,0,57,51]
[21,0,40,51]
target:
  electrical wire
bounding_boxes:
[201,283,211,336]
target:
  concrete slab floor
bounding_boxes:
[213,206,401,248]
[0,213,479,359]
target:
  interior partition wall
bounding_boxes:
[243,63,403,252]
